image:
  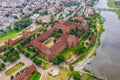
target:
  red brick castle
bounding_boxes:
[32,21,89,61]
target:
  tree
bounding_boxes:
[1,63,5,68]
[68,17,73,22]
[5,14,9,17]
[0,67,2,71]
[14,17,32,30]
[16,72,20,76]
[58,29,63,33]
[11,56,17,62]
[2,57,7,62]
[29,46,35,52]
[69,29,77,35]
[24,51,30,57]
[69,65,74,71]
[35,20,42,25]
[4,45,14,52]
[77,45,86,55]
[72,71,81,80]
[52,54,65,65]
[0,29,4,33]
[6,25,12,30]
[32,57,42,65]
[11,75,14,80]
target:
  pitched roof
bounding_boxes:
[54,22,76,33]
[67,35,79,42]
[75,16,84,22]
[13,64,36,80]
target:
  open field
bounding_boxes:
[60,48,74,60]
[108,0,120,19]
[0,26,44,46]
[44,67,71,80]
[0,30,22,46]
[72,45,94,64]
[5,62,24,76]
[45,38,53,45]
[44,38,54,47]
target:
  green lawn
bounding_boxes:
[24,47,33,56]
[45,67,71,80]
[0,30,22,45]
[60,48,74,60]
[45,39,53,45]
[36,57,51,69]
[5,62,24,76]
[41,62,49,70]
[107,0,116,8]
[36,57,49,64]
[81,74,97,80]
[72,45,94,64]
[27,71,41,80]
[107,0,120,19]
[115,10,120,19]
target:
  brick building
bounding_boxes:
[13,64,37,80]
[4,39,14,46]
[54,22,77,34]
[75,16,84,22]
[32,21,88,61]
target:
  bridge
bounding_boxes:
[94,7,120,11]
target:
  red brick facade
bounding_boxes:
[4,39,14,46]
[75,16,84,22]
[36,28,53,42]
[31,22,80,61]
[13,64,37,80]
[90,36,97,44]
[67,35,79,48]
[54,22,77,34]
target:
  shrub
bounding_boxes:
[72,71,81,80]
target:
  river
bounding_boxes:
[86,0,120,80]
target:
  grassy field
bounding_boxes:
[36,57,52,69]
[107,0,116,8]
[60,48,74,60]
[27,71,41,80]
[45,67,71,80]
[0,26,44,46]
[72,45,94,64]
[45,39,53,45]
[0,30,22,45]
[5,62,24,76]
[107,0,120,19]
[81,74,98,80]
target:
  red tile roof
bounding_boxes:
[4,39,14,46]
[67,35,79,42]
[75,16,84,22]
[54,22,76,34]
[31,22,80,61]
[13,64,37,80]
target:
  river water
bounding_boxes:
[86,0,120,80]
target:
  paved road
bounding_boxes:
[0,53,44,80]
[74,47,95,72]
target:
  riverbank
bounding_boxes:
[107,0,120,19]
[73,12,104,64]
[73,11,105,78]
[90,17,104,57]
[86,0,120,79]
